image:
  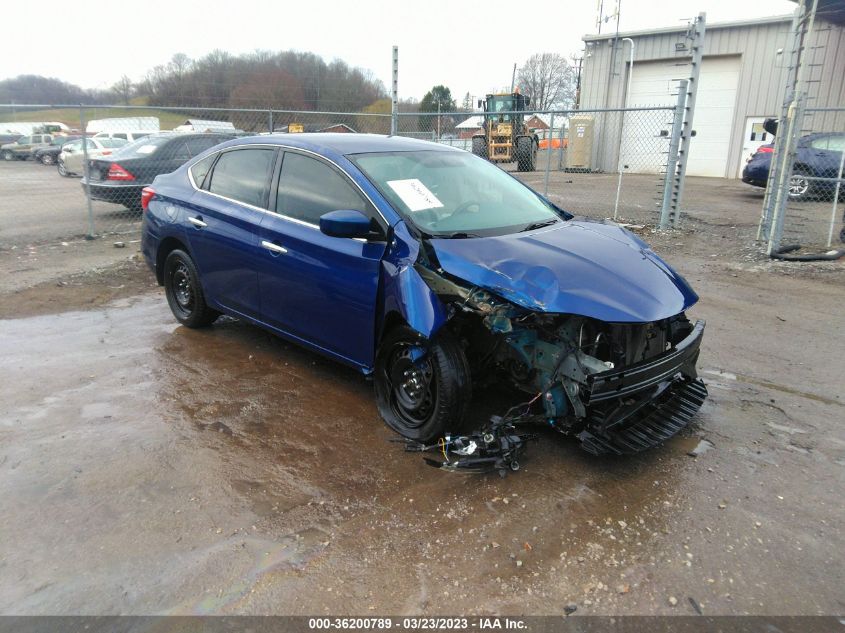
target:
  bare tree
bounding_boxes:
[112,75,133,105]
[516,53,576,110]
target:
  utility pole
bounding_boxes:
[510,63,517,92]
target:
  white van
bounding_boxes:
[93,130,154,142]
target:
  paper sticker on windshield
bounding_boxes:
[386,179,443,212]
[135,145,158,154]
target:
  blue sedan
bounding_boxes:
[742,132,845,202]
[141,134,707,455]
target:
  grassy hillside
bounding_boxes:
[0,107,188,130]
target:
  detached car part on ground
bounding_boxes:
[141,134,706,473]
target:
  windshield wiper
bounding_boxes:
[439,232,482,239]
[521,218,559,232]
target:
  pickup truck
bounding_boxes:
[1,134,54,161]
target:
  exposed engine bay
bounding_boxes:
[407,258,708,474]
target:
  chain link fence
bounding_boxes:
[763,106,845,250]
[1,102,680,250]
[396,106,680,226]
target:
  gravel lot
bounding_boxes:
[1,158,843,616]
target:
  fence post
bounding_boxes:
[767,96,806,255]
[268,109,274,134]
[826,141,845,247]
[659,80,688,229]
[80,105,96,240]
[391,46,399,135]
[667,12,706,229]
[543,112,555,196]
[557,119,566,170]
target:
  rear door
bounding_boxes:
[257,150,387,367]
[186,146,277,319]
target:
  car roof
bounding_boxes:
[218,133,459,156]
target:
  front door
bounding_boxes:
[257,150,386,368]
[738,117,774,178]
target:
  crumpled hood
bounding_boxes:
[429,220,698,323]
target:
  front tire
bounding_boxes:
[2,150,13,161]
[57,159,70,177]
[471,136,488,160]
[41,153,55,165]
[163,249,219,328]
[374,325,472,442]
[516,136,535,171]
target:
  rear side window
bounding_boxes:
[276,152,368,224]
[207,148,275,208]
[190,154,217,188]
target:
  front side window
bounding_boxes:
[207,148,275,208]
[18,136,31,144]
[352,150,562,237]
[276,152,368,225]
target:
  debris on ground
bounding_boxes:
[687,438,715,457]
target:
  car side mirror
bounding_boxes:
[319,209,373,239]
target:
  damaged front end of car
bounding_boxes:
[416,261,706,456]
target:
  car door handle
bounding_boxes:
[188,216,207,228]
[261,240,288,254]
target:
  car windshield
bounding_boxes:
[351,150,562,237]
[113,135,171,158]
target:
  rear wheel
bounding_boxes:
[516,136,535,171]
[163,249,219,328]
[2,150,13,161]
[374,325,472,442]
[471,136,488,160]
[788,168,812,202]
[40,153,55,165]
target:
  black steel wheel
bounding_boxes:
[374,325,471,442]
[163,249,219,328]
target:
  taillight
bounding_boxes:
[757,146,774,154]
[107,163,135,181]
[140,187,155,212]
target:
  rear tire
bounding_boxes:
[516,136,535,171]
[163,249,219,328]
[788,168,812,202]
[2,150,13,161]
[374,325,472,442]
[471,136,488,160]
[41,153,55,165]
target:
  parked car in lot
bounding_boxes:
[141,134,707,456]
[1,133,53,161]
[58,137,129,176]
[34,135,83,165]
[742,132,845,201]
[82,133,235,209]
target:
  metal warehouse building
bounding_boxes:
[579,13,845,178]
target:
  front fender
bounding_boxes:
[379,222,448,340]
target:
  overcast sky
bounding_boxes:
[1,0,796,102]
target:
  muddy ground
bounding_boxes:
[1,176,844,616]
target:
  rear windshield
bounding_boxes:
[113,136,171,158]
[100,138,129,148]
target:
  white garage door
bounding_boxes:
[624,56,740,177]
